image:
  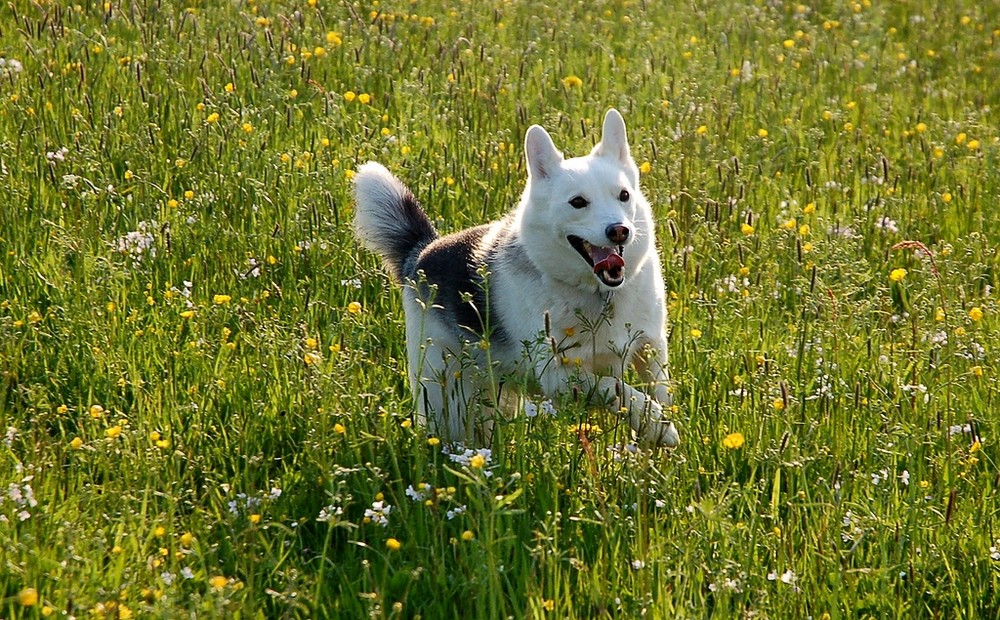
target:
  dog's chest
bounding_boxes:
[546,296,647,371]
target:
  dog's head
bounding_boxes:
[518,109,653,291]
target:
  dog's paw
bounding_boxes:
[631,399,680,448]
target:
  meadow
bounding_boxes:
[2,0,1000,617]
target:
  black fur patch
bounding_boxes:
[386,192,437,282]
[413,225,510,345]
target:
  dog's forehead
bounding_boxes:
[559,156,630,190]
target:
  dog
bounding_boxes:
[352,109,678,448]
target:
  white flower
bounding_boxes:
[446,505,467,520]
[161,571,175,585]
[317,504,343,522]
[269,487,282,500]
[900,470,910,486]
[780,569,796,584]
[524,401,538,418]
[631,559,646,570]
[181,567,195,579]
[364,500,391,526]
[405,483,432,502]
[540,400,557,416]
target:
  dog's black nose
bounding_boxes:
[605,224,630,244]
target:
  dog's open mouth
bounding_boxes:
[568,235,625,287]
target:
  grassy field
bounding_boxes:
[2,0,1000,617]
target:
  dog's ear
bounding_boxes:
[592,109,633,166]
[525,125,563,180]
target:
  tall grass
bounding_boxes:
[1,0,999,617]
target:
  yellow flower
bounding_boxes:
[358,93,371,105]
[888,268,907,283]
[772,398,785,411]
[803,202,815,214]
[971,366,984,377]
[184,190,195,200]
[180,310,195,319]
[344,91,356,102]
[90,404,105,418]
[180,532,194,546]
[469,454,486,469]
[213,294,232,304]
[955,132,967,145]
[206,112,220,124]
[18,588,38,607]
[105,425,122,439]
[209,575,228,590]
[696,125,708,135]
[427,437,440,446]
[782,39,795,49]
[741,223,754,235]
[915,122,927,133]
[386,538,402,551]
[561,75,583,88]
[722,432,745,449]
[347,301,362,315]
[154,526,166,537]
[639,161,652,174]
[461,530,475,541]
[542,599,555,612]
[967,139,980,150]
[224,82,235,93]
[941,192,952,203]
[242,122,254,134]
[71,437,84,449]
[783,218,797,230]
[313,46,326,57]
[249,514,261,524]
[757,128,768,138]
[334,423,346,434]
[326,31,343,46]
[690,328,702,339]
[969,307,984,322]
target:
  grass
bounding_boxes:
[2,0,1000,617]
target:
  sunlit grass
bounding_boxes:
[2,0,999,617]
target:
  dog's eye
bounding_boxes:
[568,196,589,209]
[618,189,630,202]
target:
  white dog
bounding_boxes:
[353,109,678,447]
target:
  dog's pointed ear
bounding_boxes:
[525,125,563,180]
[592,109,633,166]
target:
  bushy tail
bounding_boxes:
[352,162,437,282]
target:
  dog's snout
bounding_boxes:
[605,224,630,245]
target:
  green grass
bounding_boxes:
[2,0,1000,617]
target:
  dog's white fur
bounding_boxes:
[353,109,678,447]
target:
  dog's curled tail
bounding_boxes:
[352,162,437,282]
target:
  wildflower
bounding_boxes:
[105,425,122,439]
[386,538,402,551]
[347,301,362,314]
[469,453,486,469]
[772,398,785,411]
[757,128,768,138]
[358,93,371,105]
[90,404,105,418]
[224,82,235,93]
[542,599,555,612]
[969,307,983,322]
[206,112,220,123]
[782,39,795,49]
[180,532,194,546]
[955,132,967,145]
[71,437,84,449]
[741,223,754,235]
[326,31,342,45]
[803,202,816,214]
[343,91,357,102]
[722,432,745,449]
[690,328,702,339]
[942,192,953,203]
[249,514,261,524]
[915,122,927,133]
[972,366,984,377]
[213,294,232,304]
[639,161,652,174]
[180,310,195,319]
[561,75,583,88]
[18,588,38,607]
[427,437,440,446]
[334,423,346,434]
[461,530,475,541]
[364,500,391,526]
[209,575,227,590]
[889,268,907,283]
[967,139,980,150]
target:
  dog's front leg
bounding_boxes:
[633,336,672,406]
[537,362,679,448]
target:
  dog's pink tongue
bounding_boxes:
[592,251,625,274]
